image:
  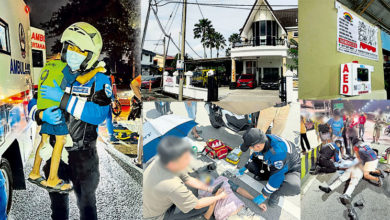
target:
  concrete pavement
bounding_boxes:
[218,86,281,103]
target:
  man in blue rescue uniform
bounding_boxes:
[29,22,111,220]
[236,128,301,211]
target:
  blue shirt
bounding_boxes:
[328,118,344,137]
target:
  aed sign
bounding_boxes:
[176,60,184,70]
[340,63,373,96]
[31,31,46,50]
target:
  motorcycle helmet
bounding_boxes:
[351,137,362,147]
[60,22,103,71]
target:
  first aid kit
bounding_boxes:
[202,139,232,160]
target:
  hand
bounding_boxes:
[253,194,266,205]
[41,80,64,102]
[236,167,246,177]
[42,106,62,125]
[216,188,227,199]
[259,203,267,212]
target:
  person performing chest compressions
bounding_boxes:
[311,141,341,174]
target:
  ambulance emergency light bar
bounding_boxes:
[340,61,373,96]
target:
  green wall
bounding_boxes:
[299,0,385,99]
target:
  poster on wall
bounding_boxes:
[336,2,379,61]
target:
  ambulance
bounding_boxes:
[0,0,46,213]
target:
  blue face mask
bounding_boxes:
[66,50,87,72]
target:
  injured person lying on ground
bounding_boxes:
[198,174,263,220]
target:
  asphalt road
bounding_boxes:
[143,101,301,220]
[301,120,390,220]
[8,139,143,220]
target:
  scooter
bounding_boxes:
[204,102,260,133]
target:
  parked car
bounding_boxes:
[236,74,256,89]
[141,75,162,89]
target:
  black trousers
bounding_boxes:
[269,171,301,202]
[43,143,100,220]
[246,156,271,180]
[300,133,311,151]
[317,157,337,173]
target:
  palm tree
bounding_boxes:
[205,29,216,58]
[193,19,213,58]
[228,33,241,47]
[214,32,226,58]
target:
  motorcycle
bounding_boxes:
[385,125,390,135]
[204,102,260,133]
[154,101,172,115]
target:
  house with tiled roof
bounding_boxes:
[230,0,297,89]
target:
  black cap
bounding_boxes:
[240,128,267,152]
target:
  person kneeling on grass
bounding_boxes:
[143,136,228,220]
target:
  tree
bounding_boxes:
[41,0,140,74]
[205,29,216,58]
[214,32,226,58]
[193,18,213,58]
[287,38,298,71]
[228,33,241,46]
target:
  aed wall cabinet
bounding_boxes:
[340,63,373,96]
[299,0,386,99]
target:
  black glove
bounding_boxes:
[128,96,142,120]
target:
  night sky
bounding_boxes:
[25,0,69,54]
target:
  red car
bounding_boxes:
[236,74,256,89]
[141,75,162,89]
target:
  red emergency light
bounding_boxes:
[24,5,30,14]
[352,60,358,64]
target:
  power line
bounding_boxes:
[150,4,182,54]
[155,1,298,10]
[153,2,180,51]
[185,40,202,58]
[195,0,205,19]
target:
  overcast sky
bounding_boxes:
[141,0,298,59]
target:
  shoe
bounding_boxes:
[310,166,320,175]
[347,207,358,220]
[339,194,352,205]
[319,185,331,193]
[268,197,279,207]
[193,135,204,141]
[377,177,383,187]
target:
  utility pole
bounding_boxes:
[178,0,187,101]
[160,37,166,88]
[141,0,152,50]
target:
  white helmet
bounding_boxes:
[60,22,103,71]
